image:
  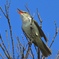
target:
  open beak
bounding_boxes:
[17,8,23,14]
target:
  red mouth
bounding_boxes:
[17,8,23,14]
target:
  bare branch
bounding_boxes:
[5,30,10,53]
[5,0,11,17]
[0,13,1,18]
[21,47,25,59]
[37,48,40,59]
[36,8,42,28]
[0,34,11,59]
[6,0,11,8]
[0,44,8,58]
[0,53,4,59]
[24,41,32,59]
[25,4,30,14]
[0,2,15,58]
[55,51,59,59]
[50,21,59,48]
[0,44,12,59]
[0,7,7,18]
[16,36,25,50]
[16,36,26,59]
[0,53,5,59]
[30,48,34,59]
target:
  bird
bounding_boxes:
[17,9,51,57]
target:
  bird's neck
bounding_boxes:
[22,18,32,27]
[23,19,31,24]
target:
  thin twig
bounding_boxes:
[25,4,30,14]
[0,7,7,18]
[16,36,25,50]
[16,36,26,59]
[24,41,32,59]
[36,8,42,28]
[49,21,59,48]
[16,44,20,59]
[0,13,1,18]
[30,48,34,59]
[55,51,59,59]
[0,44,9,59]
[0,53,4,59]
[0,34,11,58]
[21,47,24,59]
[37,48,40,59]
[0,4,15,59]
[5,30,10,54]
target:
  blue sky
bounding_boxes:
[0,0,59,59]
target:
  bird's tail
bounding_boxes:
[40,41,51,57]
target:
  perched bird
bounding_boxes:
[17,9,51,57]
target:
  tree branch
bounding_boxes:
[25,4,30,14]
[50,21,59,48]
[24,41,32,59]
[36,8,42,28]
[0,34,11,58]
[0,1,15,58]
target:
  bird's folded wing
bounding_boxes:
[33,20,48,42]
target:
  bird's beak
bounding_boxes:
[17,8,23,14]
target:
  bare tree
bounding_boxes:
[0,0,59,59]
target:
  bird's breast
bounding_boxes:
[22,22,40,40]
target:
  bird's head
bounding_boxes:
[17,9,31,23]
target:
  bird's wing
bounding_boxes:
[33,20,48,42]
